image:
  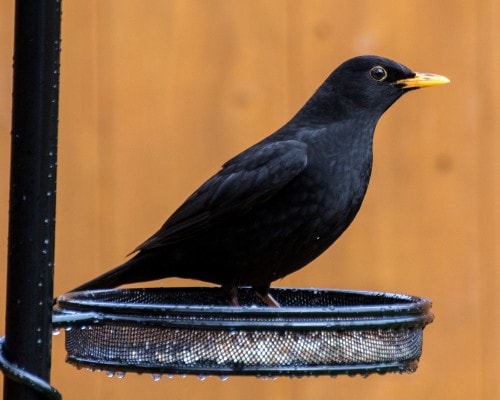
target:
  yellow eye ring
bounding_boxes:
[370,66,388,81]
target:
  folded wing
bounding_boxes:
[133,140,308,251]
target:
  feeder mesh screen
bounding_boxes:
[66,325,422,369]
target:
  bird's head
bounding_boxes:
[305,55,450,121]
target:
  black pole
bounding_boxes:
[3,0,61,399]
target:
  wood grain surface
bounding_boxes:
[1,1,499,399]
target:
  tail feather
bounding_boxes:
[70,262,131,292]
[69,252,159,293]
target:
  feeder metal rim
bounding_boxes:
[66,355,419,377]
[53,287,433,331]
[52,309,433,331]
[56,287,432,316]
[56,297,430,317]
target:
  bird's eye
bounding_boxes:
[370,66,388,81]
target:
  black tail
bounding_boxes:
[53,258,137,306]
[70,261,133,292]
[69,252,162,293]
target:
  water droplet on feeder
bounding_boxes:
[219,375,229,381]
[52,328,61,335]
[116,371,126,379]
[65,326,73,332]
[106,371,115,378]
[166,374,174,379]
[197,375,206,381]
[151,374,162,381]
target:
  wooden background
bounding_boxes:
[1,1,499,399]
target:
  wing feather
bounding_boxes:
[133,140,308,251]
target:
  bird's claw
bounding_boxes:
[256,292,280,307]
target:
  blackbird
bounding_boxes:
[70,55,449,306]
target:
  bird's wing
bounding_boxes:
[133,139,308,251]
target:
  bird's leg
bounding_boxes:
[253,284,280,307]
[221,284,239,306]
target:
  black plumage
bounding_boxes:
[70,55,449,306]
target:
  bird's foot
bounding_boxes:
[256,292,280,307]
[254,284,280,307]
[222,284,280,307]
[222,285,240,306]
[227,296,240,307]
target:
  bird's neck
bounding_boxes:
[288,90,382,131]
[289,109,379,153]
[310,119,376,160]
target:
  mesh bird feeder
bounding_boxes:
[0,2,439,399]
[53,287,433,379]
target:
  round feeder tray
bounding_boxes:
[53,287,433,378]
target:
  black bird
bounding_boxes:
[70,55,449,306]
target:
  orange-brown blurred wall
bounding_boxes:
[1,1,499,399]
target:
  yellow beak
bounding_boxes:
[396,72,450,89]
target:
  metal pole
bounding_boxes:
[3,0,61,399]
